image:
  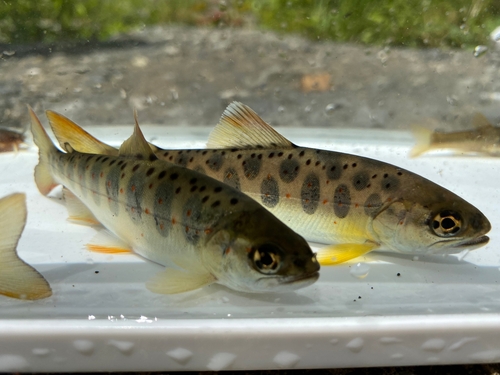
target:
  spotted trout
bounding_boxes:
[30,107,319,294]
[46,103,491,265]
[0,193,52,300]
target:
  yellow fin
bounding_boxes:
[29,106,58,196]
[63,187,101,226]
[46,110,118,156]
[207,101,294,149]
[409,125,434,158]
[316,243,379,266]
[119,110,157,160]
[86,231,132,254]
[0,193,52,300]
[146,268,215,294]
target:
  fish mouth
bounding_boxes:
[455,235,490,249]
[282,271,320,285]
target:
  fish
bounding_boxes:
[46,103,491,265]
[0,128,25,152]
[410,113,500,157]
[30,107,319,294]
[0,193,52,300]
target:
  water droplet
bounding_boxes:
[32,348,50,357]
[88,315,96,320]
[346,338,364,353]
[278,106,285,113]
[330,338,339,345]
[473,45,488,57]
[421,338,445,352]
[0,355,29,371]
[73,339,94,355]
[273,351,300,368]
[108,340,134,355]
[391,353,403,360]
[221,296,229,303]
[2,50,15,56]
[304,105,312,113]
[350,263,370,279]
[379,337,402,344]
[449,337,477,351]
[206,352,236,371]
[167,348,193,365]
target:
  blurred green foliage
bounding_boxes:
[0,0,499,48]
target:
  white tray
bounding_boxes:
[0,125,499,372]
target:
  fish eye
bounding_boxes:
[251,244,281,274]
[431,210,462,237]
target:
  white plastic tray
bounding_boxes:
[0,125,499,372]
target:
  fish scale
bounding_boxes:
[46,102,491,265]
[30,107,320,294]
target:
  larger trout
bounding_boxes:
[47,103,491,265]
[30,107,319,294]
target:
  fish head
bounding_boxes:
[204,209,320,293]
[372,198,491,254]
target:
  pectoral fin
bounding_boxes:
[316,243,379,266]
[146,268,216,294]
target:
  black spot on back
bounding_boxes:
[325,160,342,180]
[207,152,224,172]
[352,171,370,191]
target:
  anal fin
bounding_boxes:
[146,268,215,294]
[316,243,379,266]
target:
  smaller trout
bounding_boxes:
[30,107,319,294]
[0,193,52,300]
[411,113,500,157]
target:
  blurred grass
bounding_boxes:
[0,0,499,48]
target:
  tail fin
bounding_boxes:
[46,110,118,156]
[409,125,434,158]
[0,193,52,300]
[28,106,57,195]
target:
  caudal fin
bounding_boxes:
[409,125,434,158]
[0,193,52,300]
[28,106,58,195]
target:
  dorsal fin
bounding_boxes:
[207,102,295,149]
[472,112,494,129]
[119,110,157,160]
[46,110,118,156]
